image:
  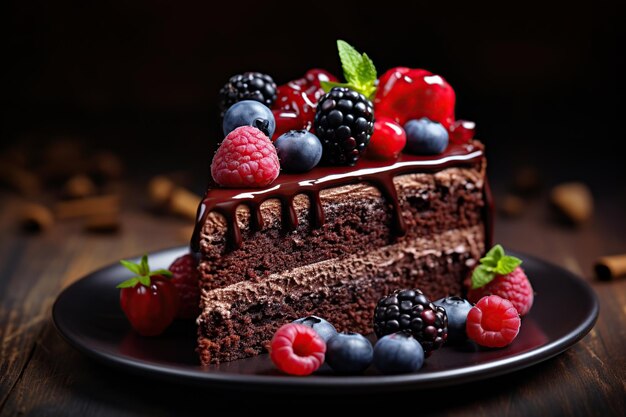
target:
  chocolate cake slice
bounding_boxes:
[192,142,491,365]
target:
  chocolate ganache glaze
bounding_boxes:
[191,142,492,252]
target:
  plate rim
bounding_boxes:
[52,246,599,391]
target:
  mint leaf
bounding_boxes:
[138,275,151,286]
[116,277,140,288]
[332,40,378,98]
[337,40,362,86]
[356,53,376,89]
[120,260,142,275]
[471,265,496,289]
[116,254,171,289]
[139,254,150,275]
[484,244,505,262]
[150,269,173,278]
[495,256,522,275]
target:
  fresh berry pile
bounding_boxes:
[208,39,478,189]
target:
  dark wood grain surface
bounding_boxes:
[1,181,625,417]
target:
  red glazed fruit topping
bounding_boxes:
[466,295,521,348]
[365,117,407,160]
[272,110,304,140]
[449,120,476,144]
[168,254,201,319]
[117,255,179,337]
[374,67,456,128]
[468,266,534,317]
[211,126,280,188]
[273,69,338,135]
[304,68,339,88]
[270,323,326,376]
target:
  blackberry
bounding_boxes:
[374,289,448,356]
[314,87,374,166]
[219,72,277,115]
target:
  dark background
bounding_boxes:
[2,1,623,191]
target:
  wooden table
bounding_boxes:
[1,182,625,416]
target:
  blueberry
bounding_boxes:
[403,117,449,155]
[223,100,276,138]
[274,130,323,173]
[325,332,374,374]
[292,316,337,342]
[373,332,424,374]
[433,296,473,344]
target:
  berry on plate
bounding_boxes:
[468,244,534,316]
[219,72,277,116]
[374,289,448,356]
[168,253,200,319]
[404,117,449,155]
[211,126,280,188]
[222,100,276,138]
[374,67,456,128]
[466,295,521,348]
[292,316,337,342]
[274,130,323,172]
[373,332,424,374]
[325,332,374,374]
[364,117,407,160]
[117,255,179,336]
[270,323,326,376]
[433,296,473,344]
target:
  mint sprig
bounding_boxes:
[321,40,377,99]
[116,254,173,288]
[471,244,522,289]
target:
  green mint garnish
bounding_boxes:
[470,244,522,289]
[116,254,173,288]
[321,40,378,100]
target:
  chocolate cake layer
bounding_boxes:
[198,164,486,292]
[197,225,484,364]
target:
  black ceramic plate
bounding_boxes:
[52,247,598,392]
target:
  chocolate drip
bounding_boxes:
[191,143,485,252]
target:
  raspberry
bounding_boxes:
[168,254,200,319]
[468,266,534,316]
[466,295,521,348]
[211,126,280,188]
[270,323,326,376]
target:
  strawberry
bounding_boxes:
[117,255,179,336]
